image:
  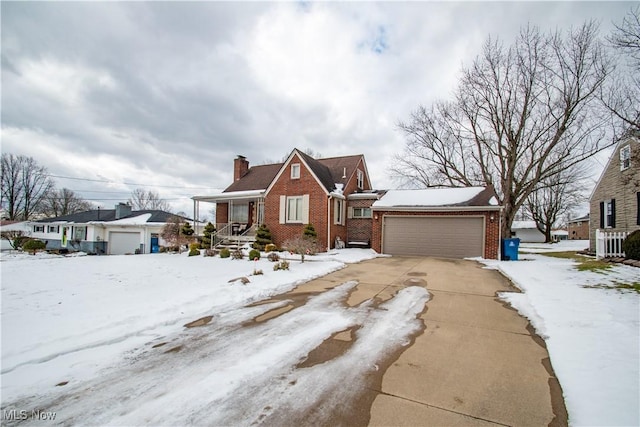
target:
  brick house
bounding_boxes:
[567,214,589,240]
[589,134,640,250]
[193,148,377,250]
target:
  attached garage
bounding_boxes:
[383,216,484,258]
[372,187,502,260]
[109,232,141,255]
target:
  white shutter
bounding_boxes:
[348,207,353,219]
[302,194,310,224]
[279,196,286,224]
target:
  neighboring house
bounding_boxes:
[0,220,30,251]
[511,221,546,243]
[568,214,589,240]
[30,203,184,255]
[192,148,376,250]
[371,187,501,259]
[551,229,568,242]
[589,135,640,251]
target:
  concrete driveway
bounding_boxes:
[289,256,567,426]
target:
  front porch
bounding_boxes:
[192,190,265,249]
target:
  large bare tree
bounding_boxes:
[393,23,613,237]
[524,165,587,243]
[128,188,171,211]
[1,153,55,220]
[603,6,640,134]
[41,188,94,218]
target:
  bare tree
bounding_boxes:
[41,188,93,217]
[603,6,640,133]
[128,188,171,211]
[524,165,587,243]
[160,215,191,251]
[1,153,55,220]
[393,23,613,237]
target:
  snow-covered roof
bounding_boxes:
[192,189,264,202]
[98,213,153,225]
[511,221,538,230]
[372,187,500,211]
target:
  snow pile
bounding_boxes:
[519,239,590,253]
[0,249,379,403]
[372,187,485,208]
[482,253,639,426]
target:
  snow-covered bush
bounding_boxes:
[622,230,640,260]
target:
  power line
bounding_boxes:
[47,174,218,190]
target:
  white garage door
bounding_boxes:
[383,216,484,258]
[109,232,141,255]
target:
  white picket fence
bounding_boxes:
[595,229,628,259]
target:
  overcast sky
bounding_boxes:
[1,1,634,217]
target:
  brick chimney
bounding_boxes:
[115,202,132,219]
[234,155,249,181]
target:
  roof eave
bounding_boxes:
[371,205,503,212]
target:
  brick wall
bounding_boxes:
[346,198,376,245]
[265,153,331,249]
[371,210,501,259]
[568,220,589,240]
[589,139,640,250]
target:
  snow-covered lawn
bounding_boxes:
[482,240,639,426]
[1,249,428,425]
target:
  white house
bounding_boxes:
[511,220,546,243]
[29,203,190,255]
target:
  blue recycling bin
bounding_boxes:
[502,238,520,261]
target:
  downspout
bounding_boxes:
[327,194,332,251]
[498,211,503,260]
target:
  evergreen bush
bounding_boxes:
[265,243,277,252]
[622,230,640,260]
[219,248,231,258]
[303,223,317,239]
[252,224,273,251]
[202,222,216,247]
[249,249,261,260]
[23,239,46,254]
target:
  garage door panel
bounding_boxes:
[383,216,483,258]
[109,232,141,255]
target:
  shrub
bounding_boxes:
[188,248,201,257]
[252,269,264,276]
[202,222,216,247]
[265,243,277,253]
[231,249,244,260]
[267,252,280,262]
[13,235,31,250]
[189,243,201,251]
[204,249,217,257]
[273,260,290,271]
[252,224,273,251]
[248,249,261,260]
[23,239,46,254]
[303,223,317,239]
[219,248,231,258]
[622,230,640,260]
[283,235,322,263]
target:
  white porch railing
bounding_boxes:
[595,229,628,259]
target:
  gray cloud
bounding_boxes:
[1,1,632,215]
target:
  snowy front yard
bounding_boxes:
[1,249,428,425]
[482,240,640,427]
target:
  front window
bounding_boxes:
[287,196,303,222]
[74,226,87,241]
[352,207,372,218]
[48,225,59,233]
[334,199,344,225]
[291,163,300,179]
[605,200,614,228]
[33,225,44,233]
[231,203,249,223]
[620,145,631,170]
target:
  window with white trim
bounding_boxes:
[33,225,44,233]
[605,200,614,228]
[74,226,87,241]
[287,196,304,223]
[356,169,364,189]
[47,225,59,233]
[334,199,344,225]
[291,163,301,179]
[230,203,249,223]
[620,145,631,170]
[352,207,372,218]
